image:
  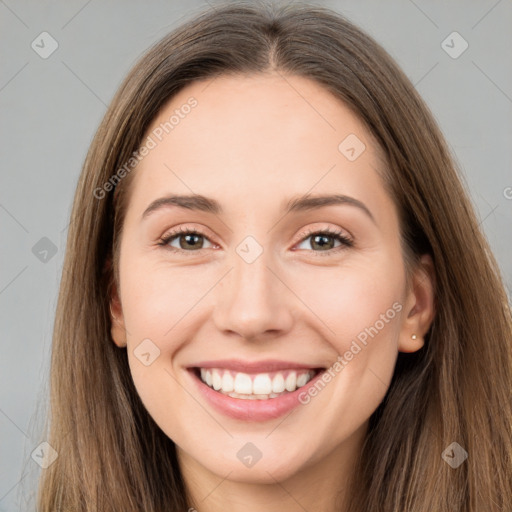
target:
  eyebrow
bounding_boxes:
[141,193,376,224]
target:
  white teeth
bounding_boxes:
[212,370,222,391]
[285,371,297,392]
[198,368,317,398]
[252,373,272,395]
[296,373,309,387]
[234,372,253,394]
[272,373,285,393]
[221,371,234,392]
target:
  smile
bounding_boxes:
[196,368,319,399]
[186,359,328,421]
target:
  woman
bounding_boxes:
[36,1,512,510]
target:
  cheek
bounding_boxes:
[119,260,218,427]
[120,264,197,439]
[293,255,405,348]
[290,254,405,411]
[120,258,214,343]
[287,260,404,455]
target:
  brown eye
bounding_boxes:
[295,228,353,254]
[175,232,205,250]
[159,227,215,253]
[310,233,337,250]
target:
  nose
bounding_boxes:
[212,250,294,342]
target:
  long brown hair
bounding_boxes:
[35,1,512,510]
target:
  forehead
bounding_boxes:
[125,72,394,226]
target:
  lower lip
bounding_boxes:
[188,368,326,421]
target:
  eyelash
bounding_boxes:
[157,225,354,257]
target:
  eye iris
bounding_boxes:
[180,233,203,250]
[311,234,335,250]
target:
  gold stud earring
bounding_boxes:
[411,334,417,340]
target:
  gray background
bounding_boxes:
[1,0,511,510]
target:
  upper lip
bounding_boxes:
[188,359,325,373]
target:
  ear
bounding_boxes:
[398,254,436,353]
[107,260,127,348]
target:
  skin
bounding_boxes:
[110,73,435,512]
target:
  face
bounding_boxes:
[110,73,432,484]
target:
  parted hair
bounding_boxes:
[36,1,512,510]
